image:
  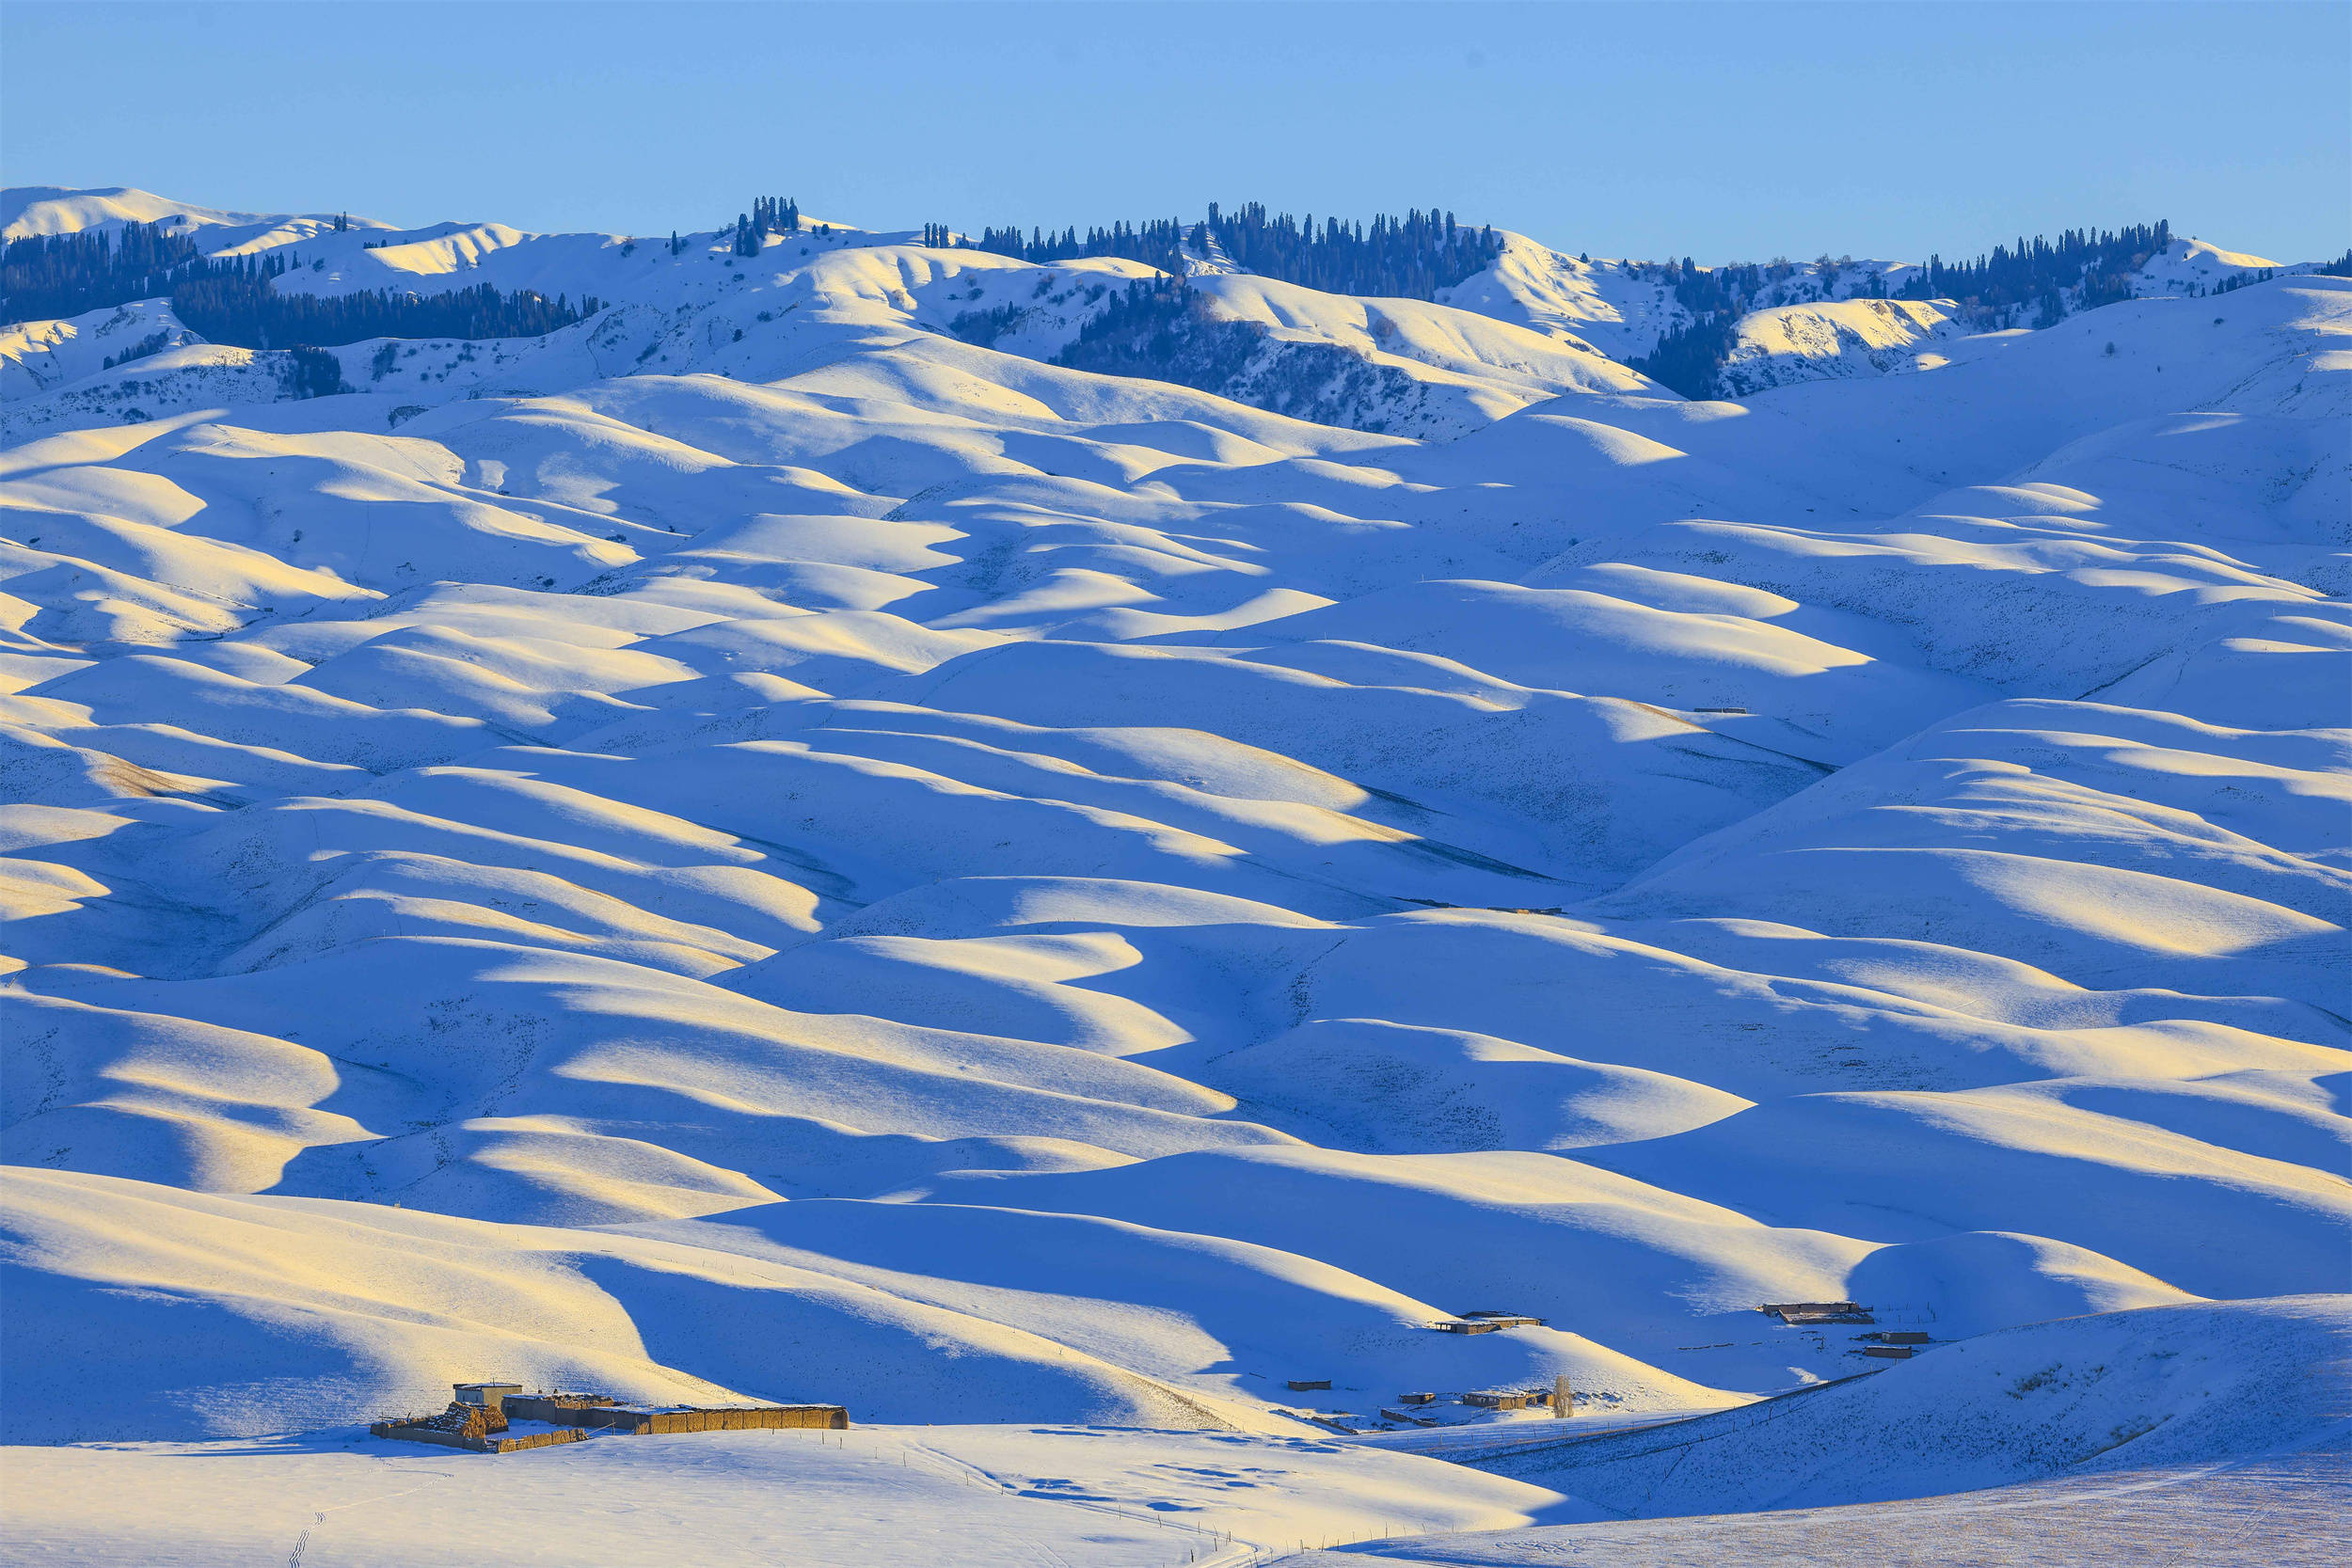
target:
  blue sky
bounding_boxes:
[6,1,2345,262]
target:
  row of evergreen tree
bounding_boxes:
[175,275,597,350]
[100,329,174,369]
[5,221,209,321]
[732,196,803,255]
[4,219,599,345]
[1044,274,1262,389]
[1049,275,1199,364]
[1889,222,2170,323]
[930,202,1503,300]
[1633,221,2185,397]
[959,217,1184,268]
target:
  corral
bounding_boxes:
[504,1393,850,1434]
[365,1402,588,1456]
[371,1384,850,1453]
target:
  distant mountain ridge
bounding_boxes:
[3,185,2341,429]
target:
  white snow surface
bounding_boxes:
[1282,1445,2345,1566]
[8,1421,1581,1566]
[1472,1296,2349,1513]
[2,186,2348,1549]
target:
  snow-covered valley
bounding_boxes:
[1,184,2345,1563]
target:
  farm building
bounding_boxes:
[1761,1300,1876,1324]
[1464,1387,1563,1411]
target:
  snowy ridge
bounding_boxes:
[1436,232,1933,367]
[1,184,388,245]
[1435,233,1695,362]
[0,298,203,399]
[1715,297,1969,394]
[2133,235,2321,296]
[3,198,1651,440]
[1,184,2347,1557]
[8,191,2344,425]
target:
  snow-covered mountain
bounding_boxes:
[1,201,1655,439]
[3,184,2346,1560]
[0,183,387,245]
[6,188,2338,424]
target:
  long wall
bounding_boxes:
[499,1397,849,1433]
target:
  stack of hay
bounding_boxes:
[415,1400,507,1439]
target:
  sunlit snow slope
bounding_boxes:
[3,190,2348,1450]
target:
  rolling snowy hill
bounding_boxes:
[3,184,2346,1560]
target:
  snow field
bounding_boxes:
[2,185,2347,1554]
[1279,1442,2346,1565]
[6,1420,1577,1567]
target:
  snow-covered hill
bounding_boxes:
[1438,228,2338,399]
[1437,231,1934,366]
[1479,1295,2350,1514]
[8,189,2340,424]
[0,298,202,398]
[2133,235,2321,295]
[1700,237,2336,398]
[1,183,385,245]
[2,196,1661,440]
[1714,297,1968,394]
[1436,236,1696,361]
[3,183,2346,1559]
